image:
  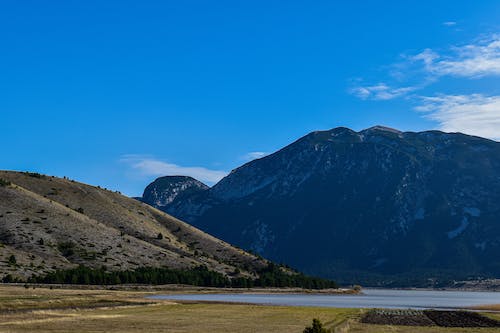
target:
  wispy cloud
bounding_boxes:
[350,33,500,140]
[241,151,269,161]
[121,155,227,184]
[350,34,500,101]
[350,83,417,100]
[412,35,500,78]
[415,94,500,140]
[442,21,457,27]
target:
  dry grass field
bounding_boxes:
[0,285,358,333]
[0,285,499,333]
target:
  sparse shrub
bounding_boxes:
[303,319,330,333]
[74,207,84,214]
[2,274,15,283]
[0,178,11,187]
[57,241,76,257]
[157,232,163,240]
[8,254,16,265]
[25,172,44,178]
[47,188,59,195]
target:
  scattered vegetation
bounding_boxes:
[303,318,331,333]
[8,254,17,266]
[0,178,11,186]
[57,241,76,257]
[24,172,44,178]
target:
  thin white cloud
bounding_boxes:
[121,155,227,184]
[412,35,500,78]
[241,151,269,161]
[351,34,500,101]
[415,94,500,140]
[442,21,457,27]
[350,33,500,140]
[350,83,417,100]
[411,48,440,70]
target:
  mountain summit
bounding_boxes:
[141,127,500,286]
[141,176,209,208]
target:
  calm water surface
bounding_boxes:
[151,289,500,309]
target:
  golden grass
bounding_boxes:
[1,286,499,333]
[0,303,359,333]
[472,304,500,311]
[0,285,358,333]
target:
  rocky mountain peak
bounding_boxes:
[361,125,402,134]
[142,176,209,208]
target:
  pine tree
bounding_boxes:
[303,319,330,333]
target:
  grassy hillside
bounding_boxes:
[0,171,267,281]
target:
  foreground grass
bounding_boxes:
[1,303,358,333]
[0,285,358,333]
[0,285,499,333]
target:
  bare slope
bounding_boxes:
[0,171,266,280]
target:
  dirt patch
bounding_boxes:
[424,310,500,328]
[361,309,500,328]
[361,309,435,326]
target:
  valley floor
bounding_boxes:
[0,285,499,333]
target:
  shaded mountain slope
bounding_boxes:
[143,126,500,286]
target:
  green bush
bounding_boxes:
[0,178,11,187]
[8,255,17,265]
[303,319,330,333]
[74,207,84,214]
[57,241,76,257]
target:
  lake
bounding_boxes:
[151,289,500,309]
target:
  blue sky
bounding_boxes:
[1,1,499,196]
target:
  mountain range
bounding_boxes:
[140,126,500,286]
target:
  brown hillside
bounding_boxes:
[0,171,266,280]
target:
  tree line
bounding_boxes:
[10,263,337,289]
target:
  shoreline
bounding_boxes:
[4,282,500,294]
[0,282,358,295]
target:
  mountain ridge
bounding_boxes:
[0,170,267,281]
[140,126,500,286]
